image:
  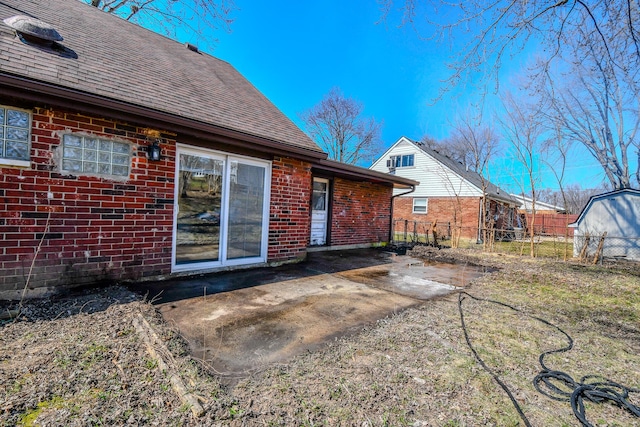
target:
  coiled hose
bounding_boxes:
[458,291,640,427]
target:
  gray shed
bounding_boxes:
[570,189,640,261]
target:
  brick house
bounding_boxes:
[0,0,416,299]
[370,136,516,242]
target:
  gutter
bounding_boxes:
[0,73,327,163]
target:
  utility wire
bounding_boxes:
[457,291,640,427]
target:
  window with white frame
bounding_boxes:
[0,105,31,162]
[413,197,428,214]
[61,134,131,178]
[388,154,415,169]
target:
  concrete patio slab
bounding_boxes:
[129,249,489,378]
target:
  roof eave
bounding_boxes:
[487,193,518,205]
[0,72,327,162]
[572,188,640,225]
[314,159,419,189]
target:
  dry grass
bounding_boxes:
[1,250,639,426]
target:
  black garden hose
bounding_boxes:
[458,291,640,427]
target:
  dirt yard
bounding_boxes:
[1,249,639,426]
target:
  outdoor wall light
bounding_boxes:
[147,139,162,161]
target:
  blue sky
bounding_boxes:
[208,2,458,142]
[170,0,622,193]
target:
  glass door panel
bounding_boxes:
[175,153,224,265]
[226,161,266,260]
[310,178,329,246]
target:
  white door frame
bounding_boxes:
[172,143,271,272]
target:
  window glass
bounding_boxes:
[175,154,225,265]
[413,198,428,214]
[1,106,31,161]
[174,149,271,269]
[61,134,130,178]
[226,161,266,260]
[401,154,414,167]
[391,154,415,168]
[312,181,328,211]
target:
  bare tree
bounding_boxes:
[449,117,501,175]
[542,122,571,211]
[420,134,466,165]
[560,185,588,215]
[541,124,573,259]
[300,87,383,165]
[379,1,640,96]
[539,22,640,190]
[421,119,500,173]
[448,117,502,248]
[500,91,546,257]
[380,1,640,189]
[84,0,235,51]
[536,183,610,214]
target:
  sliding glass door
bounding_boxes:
[173,146,270,271]
[175,152,224,265]
[226,161,266,260]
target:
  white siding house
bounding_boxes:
[571,189,640,261]
[370,136,516,241]
[371,137,484,198]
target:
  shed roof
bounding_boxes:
[570,188,640,227]
[0,0,323,157]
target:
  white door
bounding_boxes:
[310,178,329,246]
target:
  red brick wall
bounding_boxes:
[330,178,393,246]
[393,196,481,238]
[268,157,312,262]
[0,107,176,296]
[0,105,315,296]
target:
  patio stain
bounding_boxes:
[137,249,493,380]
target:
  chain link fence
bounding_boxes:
[391,220,640,264]
[573,234,640,263]
[391,219,451,246]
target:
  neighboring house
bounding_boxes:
[511,193,577,237]
[0,0,416,299]
[370,136,517,241]
[511,194,566,214]
[570,189,640,261]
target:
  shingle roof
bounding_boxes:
[0,0,321,153]
[407,137,516,205]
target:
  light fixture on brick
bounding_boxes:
[147,139,162,161]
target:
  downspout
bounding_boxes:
[389,184,416,243]
[477,196,484,243]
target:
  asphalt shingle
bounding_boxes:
[0,0,321,153]
[406,137,516,204]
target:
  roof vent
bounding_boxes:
[3,15,63,45]
[185,42,199,53]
